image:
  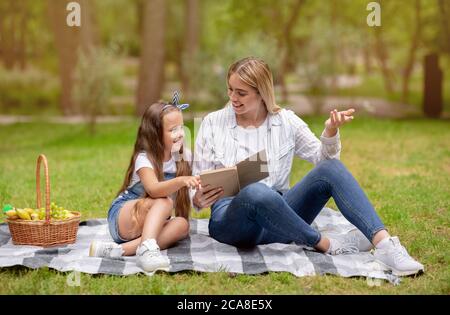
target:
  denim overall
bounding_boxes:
[107,172,176,244]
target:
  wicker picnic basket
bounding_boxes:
[6,154,81,247]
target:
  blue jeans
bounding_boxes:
[107,172,176,244]
[209,159,385,248]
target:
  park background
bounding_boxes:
[0,0,449,294]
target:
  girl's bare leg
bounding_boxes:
[116,198,189,255]
[120,217,189,255]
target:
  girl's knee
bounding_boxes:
[154,197,173,209]
[150,197,173,217]
[136,197,173,218]
[173,217,190,238]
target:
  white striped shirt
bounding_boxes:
[192,105,341,196]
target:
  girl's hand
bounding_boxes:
[179,175,201,189]
[193,185,224,209]
[324,108,355,137]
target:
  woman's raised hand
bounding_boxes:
[324,108,355,137]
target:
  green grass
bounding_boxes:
[0,116,449,294]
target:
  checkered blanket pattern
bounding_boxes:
[0,208,400,284]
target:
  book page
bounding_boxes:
[199,166,239,197]
[236,150,269,189]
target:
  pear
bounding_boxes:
[65,211,76,219]
[31,213,39,220]
[38,210,47,220]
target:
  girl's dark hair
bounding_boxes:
[117,102,192,220]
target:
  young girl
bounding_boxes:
[89,100,200,272]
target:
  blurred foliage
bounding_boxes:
[0,0,448,115]
[93,0,141,57]
[0,67,59,114]
[73,47,123,132]
[185,32,280,109]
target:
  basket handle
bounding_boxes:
[36,154,51,224]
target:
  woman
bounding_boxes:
[192,57,423,276]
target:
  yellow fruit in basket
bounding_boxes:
[24,208,34,214]
[38,209,46,220]
[31,213,39,220]
[65,211,76,219]
[16,208,31,220]
[5,209,18,220]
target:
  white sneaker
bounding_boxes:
[89,241,124,258]
[325,229,374,255]
[373,236,424,276]
[136,239,170,272]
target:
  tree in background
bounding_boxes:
[47,0,97,115]
[401,0,422,104]
[437,0,450,55]
[197,0,305,105]
[73,48,119,134]
[372,0,396,95]
[0,0,447,116]
[0,0,29,70]
[181,0,201,100]
[136,0,167,116]
[276,0,305,103]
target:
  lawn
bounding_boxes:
[0,115,449,294]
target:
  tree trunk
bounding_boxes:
[329,0,338,93]
[0,0,30,70]
[423,53,443,118]
[136,0,144,38]
[2,0,17,70]
[136,0,167,116]
[401,0,422,104]
[47,0,96,115]
[438,0,450,54]
[363,43,373,74]
[182,0,200,99]
[18,1,28,71]
[0,6,3,63]
[79,0,98,53]
[278,0,305,103]
[373,28,395,94]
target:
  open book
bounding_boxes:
[199,150,269,197]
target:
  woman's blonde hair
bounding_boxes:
[227,57,281,114]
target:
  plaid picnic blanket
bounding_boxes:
[0,208,400,284]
